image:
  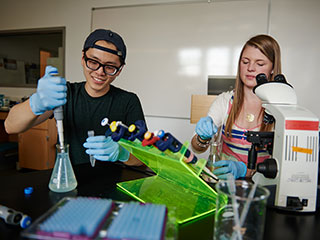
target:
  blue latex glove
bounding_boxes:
[213,160,247,180]
[195,116,218,140]
[29,66,67,115]
[83,136,130,162]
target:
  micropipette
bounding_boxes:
[50,71,65,152]
[0,205,32,229]
[155,130,219,182]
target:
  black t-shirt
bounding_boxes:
[63,82,145,165]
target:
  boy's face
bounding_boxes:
[82,40,123,97]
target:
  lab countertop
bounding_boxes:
[0,162,319,240]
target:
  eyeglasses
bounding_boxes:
[84,54,122,76]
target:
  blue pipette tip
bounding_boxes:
[24,187,33,195]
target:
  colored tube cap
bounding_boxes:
[128,124,136,133]
[24,187,33,195]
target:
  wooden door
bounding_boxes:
[19,129,50,170]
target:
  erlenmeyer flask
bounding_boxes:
[49,144,77,192]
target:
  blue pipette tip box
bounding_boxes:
[107,202,167,240]
[21,197,169,240]
[37,197,113,239]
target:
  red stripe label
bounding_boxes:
[285,120,319,131]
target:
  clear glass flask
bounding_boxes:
[49,144,77,193]
[207,141,221,171]
[207,128,222,171]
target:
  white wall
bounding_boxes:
[269,0,320,120]
[0,0,319,154]
[0,0,207,86]
[92,1,269,118]
[0,0,92,99]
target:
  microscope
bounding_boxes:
[246,74,319,212]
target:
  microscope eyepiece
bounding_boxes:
[274,74,287,83]
[256,73,268,85]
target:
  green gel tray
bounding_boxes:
[117,139,218,224]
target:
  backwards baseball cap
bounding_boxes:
[83,29,127,64]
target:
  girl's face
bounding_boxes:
[239,45,273,89]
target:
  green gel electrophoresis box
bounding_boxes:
[117,139,219,224]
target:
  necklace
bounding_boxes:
[246,113,255,122]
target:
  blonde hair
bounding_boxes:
[225,34,281,137]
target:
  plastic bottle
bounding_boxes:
[49,144,77,192]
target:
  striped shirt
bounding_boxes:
[208,91,270,165]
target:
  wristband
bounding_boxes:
[196,135,210,148]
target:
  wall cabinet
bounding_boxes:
[18,119,57,170]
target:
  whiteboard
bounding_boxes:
[269,0,320,119]
[92,0,269,118]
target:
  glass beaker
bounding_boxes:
[49,144,77,193]
[214,180,270,240]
